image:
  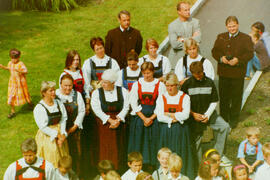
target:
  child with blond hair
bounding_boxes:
[122,152,143,180]
[166,153,189,180]
[255,142,270,180]
[237,127,263,173]
[55,156,79,180]
[105,170,121,180]
[0,48,33,118]
[152,147,172,180]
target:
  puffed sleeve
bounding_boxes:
[33,104,58,141]
[162,56,171,75]
[3,162,16,180]
[74,92,85,129]
[174,94,190,123]
[91,89,110,124]
[45,161,56,180]
[58,100,68,137]
[19,62,28,73]
[117,87,130,122]
[111,58,120,72]
[174,57,185,81]
[129,82,142,113]
[82,59,93,96]
[156,95,173,127]
[158,81,166,94]
[115,69,123,87]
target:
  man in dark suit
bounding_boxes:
[212,16,254,127]
[105,10,143,69]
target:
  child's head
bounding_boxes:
[97,160,114,177]
[231,164,248,180]
[157,147,172,169]
[127,50,139,71]
[262,142,270,165]
[204,149,221,166]
[58,156,72,176]
[136,172,154,180]
[9,48,21,62]
[249,30,260,44]
[168,153,182,179]
[104,170,121,180]
[246,127,260,146]
[198,158,219,180]
[251,21,265,34]
[128,152,143,173]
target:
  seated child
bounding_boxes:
[152,147,172,180]
[255,142,270,180]
[167,153,189,180]
[231,164,250,180]
[204,149,229,180]
[237,127,263,173]
[195,158,222,180]
[122,152,143,180]
[104,170,121,180]
[93,160,115,180]
[55,156,79,180]
[136,172,154,180]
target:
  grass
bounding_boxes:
[0,0,196,178]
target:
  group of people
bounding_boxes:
[2,1,270,180]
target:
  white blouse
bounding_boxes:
[56,89,85,129]
[174,54,215,81]
[115,67,141,88]
[156,91,190,127]
[82,55,120,90]
[195,176,222,180]
[91,86,129,124]
[33,99,68,141]
[59,69,90,99]
[129,78,166,115]
[138,54,171,76]
[3,157,55,180]
[121,169,143,180]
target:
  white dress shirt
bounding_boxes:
[174,54,215,81]
[33,99,68,141]
[138,54,171,76]
[56,89,85,129]
[129,78,166,115]
[121,169,143,180]
[156,91,190,128]
[82,55,120,90]
[59,69,90,99]
[91,86,129,124]
[255,161,270,180]
[4,157,55,180]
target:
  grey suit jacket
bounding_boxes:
[168,17,201,67]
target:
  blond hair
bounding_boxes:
[104,170,121,180]
[128,152,143,163]
[157,147,172,158]
[136,172,154,180]
[58,156,72,169]
[168,153,182,172]
[164,73,179,86]
[141,61,154,72]
[21,138,37,153]
[246,127,260,138]
[40,81,56,97]
[262,142,270,157]
[184,38,199,54]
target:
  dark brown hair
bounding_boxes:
[9,48,21,59]
[252,21,265,33]
[90,37,104,50]
[225,16,239,25]
[190,61,203,74]
[60,74,74,84]
[127,49,139,61]
[198,158,218,180]
[118,10,130,19]
[141,61,154,72]
[65,50,81,70]
[145,38,159,51]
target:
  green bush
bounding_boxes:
[12,0,79,12]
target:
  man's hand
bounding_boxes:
[192,112,206,122]
[228,57,239,66]
[221,56,229,64]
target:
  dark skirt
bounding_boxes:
[96,112,126,169]
[67,129,81,176]
[128,104,159,166]
[159,122,194,179]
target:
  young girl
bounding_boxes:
[195,158,222,180]
[0,48,33,118]
[203,149,230,180]
[231,164,250,180]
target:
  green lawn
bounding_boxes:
[0,0,196,177]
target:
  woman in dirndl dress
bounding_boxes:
[91,69,129,169]
[156,73,194,179]
[56,74,85,176]
[128,61,166,169]
[33,81,69,168]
